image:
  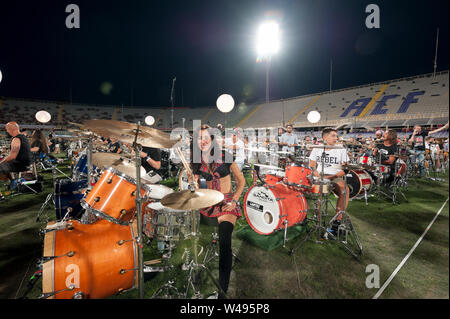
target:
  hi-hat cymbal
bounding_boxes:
[83,120,181,149]
[92,153,146,179]
[161,189,225,211]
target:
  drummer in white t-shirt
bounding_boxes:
[308,128,350,222]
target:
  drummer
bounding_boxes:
[138,146,162,184]
[190,124,245,298]
[308,128,350,231]
[372,129,398,184]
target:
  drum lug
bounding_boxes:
[42,251,76,263]
[72,292,85,299]
[120,267,138,275]
[94,196,100,203]
[106,178,113,184]
[117,239,134,246]
[39,285,76,299]
[119,209,128,218]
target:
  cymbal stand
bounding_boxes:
[290,144,362,261]
[290,147,329,255]
[173,148,228,299]
[132,122,145,299]
[150,239,183,299]
[325,143,362,260]
[390,159,409,205]
[183,211,228,299]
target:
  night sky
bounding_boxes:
[0,0,448,108]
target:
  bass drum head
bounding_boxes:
[346,171,361,199]
[244,186,281,235]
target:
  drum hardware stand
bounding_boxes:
[372,152,392,202]
[290,144,363,261]
[131,122,145,299]
[151,240,183,299]
[290,147,330,255]
[36,166,60,223]
[173,148,229,299]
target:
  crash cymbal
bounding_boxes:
[161,189,225,211]
[92,153,132,167]
[83,119,181,149]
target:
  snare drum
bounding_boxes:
[42,219,138,299]
[144,202,191,241]
[344,170,374,199]
[81,167,147,225]
[244,184,307,235]
[283,163,313,189]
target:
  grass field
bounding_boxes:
[0,156,448,299]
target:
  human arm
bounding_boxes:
[0,138,21,164]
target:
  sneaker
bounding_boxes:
[331,220,341,234]
[207,292,218,299]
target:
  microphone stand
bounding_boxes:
[132,122,145,299]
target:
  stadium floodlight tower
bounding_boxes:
[256,21,280,103]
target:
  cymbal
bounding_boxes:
[92,153,146,180]
[307,144,345,150]
[161,189,225,211]
[83,120,181,149]
[253,164,284,171]
[245,148,270,153]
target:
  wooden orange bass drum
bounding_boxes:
[42,219,138,299]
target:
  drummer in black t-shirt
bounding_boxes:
[0,122,33,200]
[140,146,162,183]
[373,129,398,184]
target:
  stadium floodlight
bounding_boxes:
[145,115,155,126]
[0,69,2,83]
[307,111,321,124]
[256,21,280,60]
[35,110,52,123]
[256,21,280,103]
[216,94,235,113]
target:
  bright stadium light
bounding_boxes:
[256,21,280,103]
[256,21,280,59]
[35,110,52,123]
[307,111,321,124]
[216,94,235,113]
[0,69,3,83]
[145,115,155,126]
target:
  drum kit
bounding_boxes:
[242,144,369,260]
[33,120,228,299]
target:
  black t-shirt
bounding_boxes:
[13,134,33,167]
[408,131,428,151]
[141,147,162,173]
[376,143,397,167]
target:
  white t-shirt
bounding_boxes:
[308,146,349,175]
[224,137,245,163]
